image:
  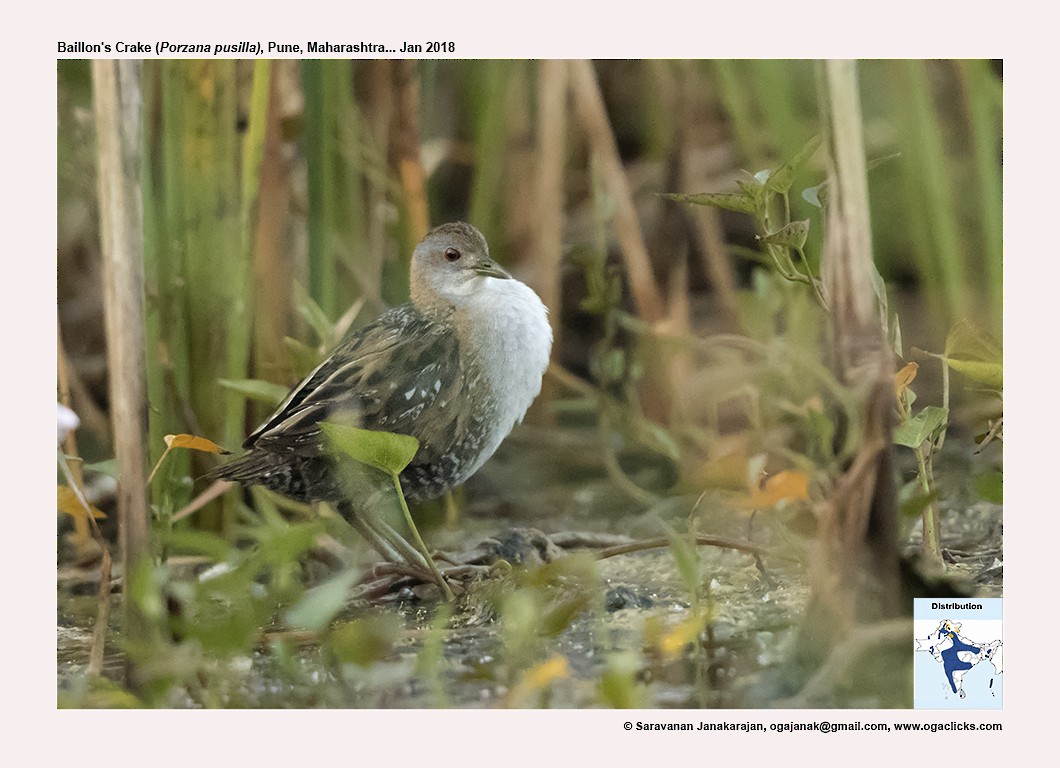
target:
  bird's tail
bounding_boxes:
[204,451,309,498]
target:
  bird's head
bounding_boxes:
[410,222,511,309]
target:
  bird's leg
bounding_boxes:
[363,513,432,571]
[390,476,455,601]
[444,489,461,528]
[367,510,456,601]
[341,486,427,568]
[345,506,439,587]
[344,511,406,565]
[341,496,452,599]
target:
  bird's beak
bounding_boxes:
[473,260,512,280]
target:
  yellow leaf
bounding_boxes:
[943,321,1003,389]
[894,362,918,396]
[658,615,703,660]
[57,485,106,521]
[745,470,810,509]
[163,434,229,454]
[523,655,569,688]
[946,359,1003,390]
[505,655,570,707]
[689,450,748,492]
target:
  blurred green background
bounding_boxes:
[57,58,1002,475]
[56,57,1002,709]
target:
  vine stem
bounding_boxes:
[391,473,455,601]
[914,446,943,566]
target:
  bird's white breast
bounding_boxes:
[453,276,552,475]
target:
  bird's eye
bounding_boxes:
[444,247,461,262]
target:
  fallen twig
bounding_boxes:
[594,534,791,562]
[172,479,233,522]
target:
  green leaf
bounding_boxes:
[218,378,290,405]
[294,281,336,345]
[637,420,681,461]
[284,568,360,632]
[801,184,823,208]
[83,458,119,478]
[805,406,836,462]
[760,219,810,249]
[944,320,1003,389]
[869,262,889,317]
[765,135,821,194]
[58,675,144,709]
[541,591,592,637]
[322,422,420,475]
[658,191,756,215]
[182,592,263,654]
[163,529,235,561]
[597,651,644,709]
[329,614,404,667]
[522,552,598,591]
[899,489,938,519]
[658,518,699,598]
[246,520,324,566]
[894,406,948,448]
[283,336,323,375]
[890,313,904,358]
[866,152,901,173]
[735,178,766,207]
[974,470,1003,504]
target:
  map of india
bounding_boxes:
[916,620,1003,699]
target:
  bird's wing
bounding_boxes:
[245,304,467,462]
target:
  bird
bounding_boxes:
[210,222,552,592]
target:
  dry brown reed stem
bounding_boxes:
[58,316,110,442]
[535,60,568,323]
[503,65,537,275]
[647,255,692,425]
[823,63,882,377]
[688,205,742,332]
[252,65,295,383]
[674,61,741,332]
[534,60,568,413]
[367,61,395,286]
[801,61,901,658]
[569,60,665,323]
[92,60,151,677]
[393,61,430,241]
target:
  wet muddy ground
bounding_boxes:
[58,433,1002,708]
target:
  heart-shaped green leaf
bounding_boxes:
[765,135,821,194]
[658,191,756,215]
[894,406,948,448]
[322,422,420,476]
[760,220,810,249]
